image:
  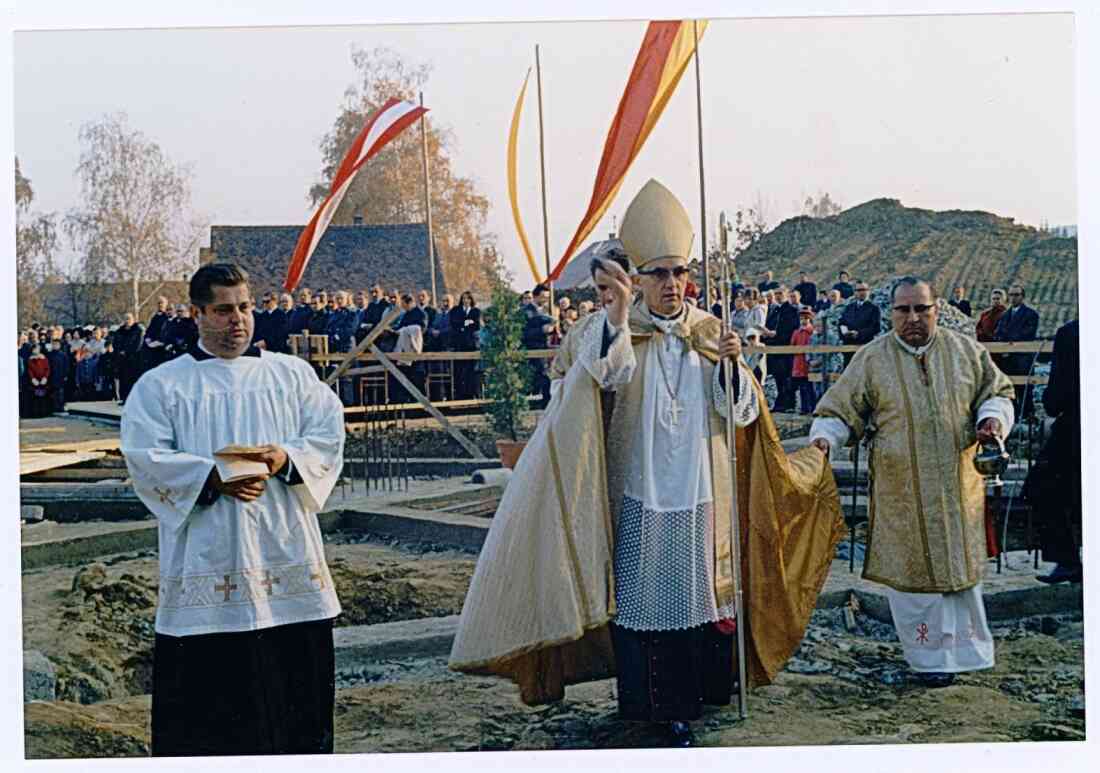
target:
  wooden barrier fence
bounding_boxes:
[292,336,1052,388]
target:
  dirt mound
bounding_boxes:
[24,697,151,759]
[328,553,475,627]
[51,564,158,704]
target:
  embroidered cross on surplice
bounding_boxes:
[214,574,238,602]
[154,487,177,507]
[916,622,930,644]
[258,570,281,596]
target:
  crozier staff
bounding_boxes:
[121,263,345,757]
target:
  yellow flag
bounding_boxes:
[507,68,542,285]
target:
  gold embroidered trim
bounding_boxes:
[158,561,332,610]
[891,344,937,586]
[548,429,592,621]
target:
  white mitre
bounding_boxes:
[619,179,695,270]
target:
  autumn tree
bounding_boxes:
[15,157,60,329]
[310,46,500,298]
[64,113,205,318]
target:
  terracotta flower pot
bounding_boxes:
[495,439,527,470]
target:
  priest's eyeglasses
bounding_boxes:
[892,304,934,314]
[638,266,691,281]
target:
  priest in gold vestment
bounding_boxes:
[810,277,1015,687]
[450,180,843,747]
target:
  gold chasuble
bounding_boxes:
[813,329,1015,594]
[449,300,844,704]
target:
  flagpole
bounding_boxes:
[419,92,437,305]
[703,18,749,721]
[692,19,710,307]
[535,44,553,310]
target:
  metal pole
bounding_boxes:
[850,442,860,574]
[419,92,437,305]
[535,45,553,310]
[719,255,749,720]
[692,19,710,305]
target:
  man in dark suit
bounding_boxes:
[114,312,145,404]
[416,289,438,330]
[1026,319,1080,584]
[356,285,391,344]
[142,296,172,374]
[838,282,881,366]
[832,270,855,300]
[793,271,817,314]
[948,286,972,316]
[757,270,780,293]
[287,288,314,337]
[763,286,800,412]
[994,285,1041,419]
[251,292,275,349]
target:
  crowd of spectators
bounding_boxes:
[691,268,1042,418]
[16,269,1046,421]
[17,296,198,419]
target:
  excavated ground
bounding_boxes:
[23,536,1084,759]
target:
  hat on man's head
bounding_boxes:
[619,179,694,270]
[799,306,814,316]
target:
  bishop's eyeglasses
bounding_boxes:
[637,266,691,281]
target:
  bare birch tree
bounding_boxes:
[64,113,206,317]
[15,157,60,328]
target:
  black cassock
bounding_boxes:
[152,618,335,757]
[610,623,734,722]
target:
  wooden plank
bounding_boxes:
[324,307,403,386]
[367,343,487,460]
[22,467,130,482]
[20,451,105,476]
[23,438,121,454]
[310,349,558,364]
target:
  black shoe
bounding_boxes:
[1037,564,1083,585]
[913,672,956,688]
[668,721,695,748]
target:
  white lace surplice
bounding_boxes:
[565,308,759,631]
[121,350,345,637]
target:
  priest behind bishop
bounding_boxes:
[449,179,844,748]
[809,277,1016,688]
[120,263,345,757]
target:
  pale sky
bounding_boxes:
[13,12,1076,287]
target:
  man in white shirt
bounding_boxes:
[121,263,345,756]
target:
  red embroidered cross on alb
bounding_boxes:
[916,623,930,644]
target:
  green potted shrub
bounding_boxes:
[480,281,531,468]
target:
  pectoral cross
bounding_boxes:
[667,399,683,426]
[154,487,176,507]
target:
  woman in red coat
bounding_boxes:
[26,346,52,418]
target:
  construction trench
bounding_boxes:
[18,412,1085,758]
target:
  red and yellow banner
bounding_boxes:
[546,20,706,283]
[284,97,427,292]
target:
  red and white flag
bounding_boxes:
[284,97,428,291]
